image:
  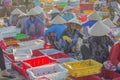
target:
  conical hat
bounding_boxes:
[68,18,81,25]
[88,21,111,36]
[88,12,101,20]
[18,12,27,18]
[27,8,40,16]
[103,18,116,28]
[51,15,67,24]
[48,8,60,14]
[11,8,23,15]
[34,6,43,13]
[62,6,73,12]
[94,0,101,4]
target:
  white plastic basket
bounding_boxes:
[13,47,32,61]
[1,30,17,38]
[18,39,44,47]
[39,49,62,55]
[0,26,16,32]
[27,64,68,80]
[57,58,77,64]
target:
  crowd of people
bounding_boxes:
[1,0,120,79]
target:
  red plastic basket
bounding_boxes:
[49,52,69,59]
[68,75,100,80]
[32,49,44,57]
[4,37,16,41]
[43,43,54,49]
[22,56,57,71]
[97,69,120,80]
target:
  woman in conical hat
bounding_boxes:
[44,15,67,49]
[16,12,28,33]
[9,8,23,26]
[25,8,45,38]
[61,19,84,53]
[87,21,114,63]
[61,6,77,21]
[48,8,60,20]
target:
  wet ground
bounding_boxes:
[0,57,26,80]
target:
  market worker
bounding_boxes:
[44,15,67,48]
[48,8,60,20]
[0,46,15,79]
[61,19,84,53]
[93,0,102,11]
[9,8,23,26]
[16,12,28,33]
[87,21,114,63]
[61,6,77,21]
[25,8,45,38]
[82,11,101,38]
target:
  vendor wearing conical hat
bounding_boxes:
[9,8,23,26]
[61,6,77,21]
[25,8,45,38]
[93,0,102,11]
[87,21,114,63]
[61,19,84,53]
[44,15,67,48]
[48,8,60,20]
[16,12,28,33]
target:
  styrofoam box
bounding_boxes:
[1,30,17,38]
[13,48,32,61]
[27,64,68,80]
[0,26,16,32]
[39,49,62,55]
[18,39,44,47]
[57,58,77,64]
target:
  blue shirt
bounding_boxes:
[25,16,45,33]
[44,24,67,40]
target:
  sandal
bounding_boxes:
[2,75,15,79]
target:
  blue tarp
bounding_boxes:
[82,20,98,28]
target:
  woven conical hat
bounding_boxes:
[34,6,43,13]
[18,12,27,18]
[103,18,116,28]
[88,11,101,20]
[27,8,40,16]
[48,8,60,14]
[11,8,23,15]
[68,18,81,25]
[62,6,73,12]
[51,15,67,24]
[88,21,111,36]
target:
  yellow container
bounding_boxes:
[5,40,18,45]
[64,59,103,77]
[83,10,95,15]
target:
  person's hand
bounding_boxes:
[63,36,72,43]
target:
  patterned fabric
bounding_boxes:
[87,35,114,63]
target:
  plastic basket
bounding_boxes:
[39,49,62,55]
[19,37,36,42]
[32,49,44,57]
[49,52,69,59]
[27,64,68,80]
[18,39,44,47]
[5,40,18,45]
[57,58,77,64]
[13,48,32,61]
[64,59,103,77]
[15,34,29,40]
[22,56,57,71]
[1,30,17,38]
[0,26,16,32]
